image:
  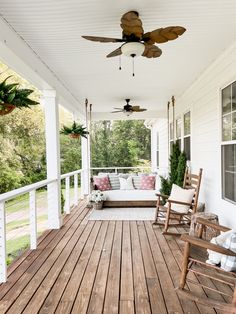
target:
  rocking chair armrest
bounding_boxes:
[155,193,169,199]
[196,217,230,233]
[167,199,192,207]
[181,234,236,257]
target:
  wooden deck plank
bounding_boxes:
[137,221,167,314]
[6,213,91,314]
[119,300,135,314]
[87,221,116,314]
[144,221,184,314]
[103,221,122,314]
[0,202,222,314]
[130,221,151,314]
[24,220,95,314]
[153,225,201,314]
[71,221,109,314]
[55,220,102,314]
[120,221,134,302]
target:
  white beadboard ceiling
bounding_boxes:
[0,0,236,117]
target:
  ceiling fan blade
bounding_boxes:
[143,26,186,45]
[142,44,162,58]
[132,106,140,110]
[106,47,122,58]
[120,11,144,39]
[113,108,123,110]
[111,110,123,113]
[135,108,147,112]
[82,36,124,43]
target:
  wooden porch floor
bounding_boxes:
[0,201,220,314]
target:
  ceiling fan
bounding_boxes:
[82,11,186,59]
[111,99,147,116]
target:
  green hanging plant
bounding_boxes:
[60,121,89,139]
[0,76,39,115]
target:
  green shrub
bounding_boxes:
[160,142,187,196]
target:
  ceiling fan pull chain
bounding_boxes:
[119,55,122,70]
[132,55,135,77]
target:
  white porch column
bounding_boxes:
[42,90,62,229]
[81,133,90,196]
[150,125,157,172]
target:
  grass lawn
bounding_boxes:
[6,235,30,265]
[6,187,79,215]
[6,214,47,232]
[5,186,80,265]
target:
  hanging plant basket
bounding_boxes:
[0,103,16,116]
[60,121,89,139]
[69,133,80,139]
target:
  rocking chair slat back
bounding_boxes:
[183,168,203,214]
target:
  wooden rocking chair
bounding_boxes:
[153,168,203,235]
[177,218,236,313]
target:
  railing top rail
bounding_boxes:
[91,166,151,170]
[60,169,83,179]
[0,178,55,203]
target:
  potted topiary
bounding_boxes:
[0,76,39,115]
[60,121,89,139]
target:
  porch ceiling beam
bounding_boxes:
[0,16,84,117]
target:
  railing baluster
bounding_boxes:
[74,173,78,206]
[0,201,7,282]
[65,176,70,214]
[29,190,37,250]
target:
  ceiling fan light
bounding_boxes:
[124,110,133,117]
[121,42,145,57]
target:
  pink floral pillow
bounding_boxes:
[93,176,112,191]
[140,175,156,190]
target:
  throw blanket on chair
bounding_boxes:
[207,230,236,271]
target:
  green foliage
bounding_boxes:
[176,152,187,187]
[60,121,89,138]
[169,142,181,185]
[160,142,187,196]
[0,76,39,110]
[61,190,65,214]
[91,120,151,168]
[160,176,172,196]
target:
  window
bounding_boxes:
[184,111,191,160]
[176,117,181,150]
[156,132,159,167]
[170,122,174,153]
[222,81,236,204]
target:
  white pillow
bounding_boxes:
[119,176,135,190]
[167,184,195,214]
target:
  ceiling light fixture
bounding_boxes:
[121,42,145,57]
[121,42,145,76]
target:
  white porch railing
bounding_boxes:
[90,166,152,174]
[0,169,83,283]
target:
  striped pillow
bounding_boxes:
[132,175,141,189]
[108,174,120,190]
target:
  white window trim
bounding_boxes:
[220,80,236,205]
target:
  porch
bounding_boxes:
[0,201,220,314]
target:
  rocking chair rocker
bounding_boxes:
[153,168,203,235]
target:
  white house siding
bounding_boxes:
[152,41,236,228]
